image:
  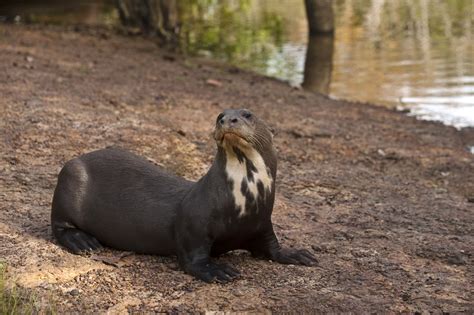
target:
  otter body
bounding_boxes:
[51,109,316,282]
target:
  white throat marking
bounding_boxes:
[225,147,273,217]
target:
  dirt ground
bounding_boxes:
[1,24,473,313]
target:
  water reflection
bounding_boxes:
[302,34,334,94]
[181,0,474,128]
[332,0,473,128]
[177,0,307,83]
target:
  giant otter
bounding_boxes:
[51,109,316,282]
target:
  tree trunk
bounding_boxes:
[116,0,178,45]
[304,0,334,35]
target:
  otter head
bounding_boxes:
[214,109,274,155]
[213,109,276,217]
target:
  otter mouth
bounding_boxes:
[221,131,247,142]
[216,130,250,148]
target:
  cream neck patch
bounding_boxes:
[224,146,273,217]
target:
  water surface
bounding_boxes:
[180,0,474,128]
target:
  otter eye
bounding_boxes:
[216,113,224,124]
[242,112,252,119]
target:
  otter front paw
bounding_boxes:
[272,248,317,266]
[187,262,240,283]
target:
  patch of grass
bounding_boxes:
[0,262,55,315]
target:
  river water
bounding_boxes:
[1,0,473,128]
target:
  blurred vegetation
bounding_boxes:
[178,0,285,75]
[0,1,118,26]
[1,262,31,315]
[2,0,471,43]
[0,0,472,89]
[0,262,55,315]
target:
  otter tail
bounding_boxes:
[52,223,102,254]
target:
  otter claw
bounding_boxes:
[273,248,318,266]
[189,262,240,283]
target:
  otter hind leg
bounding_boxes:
[51,158,100,253]
[52,223,102,254]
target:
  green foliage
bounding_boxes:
[178,0,286,74]
[0,262,55,315]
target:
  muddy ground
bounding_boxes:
[0,24,473,313]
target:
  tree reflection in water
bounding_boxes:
[302,34,334,94]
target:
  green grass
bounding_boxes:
[0,262,55,315]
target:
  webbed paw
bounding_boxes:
[188,262,240,283]
[272,248,317,266]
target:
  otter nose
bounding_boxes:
[219,115,241,127]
